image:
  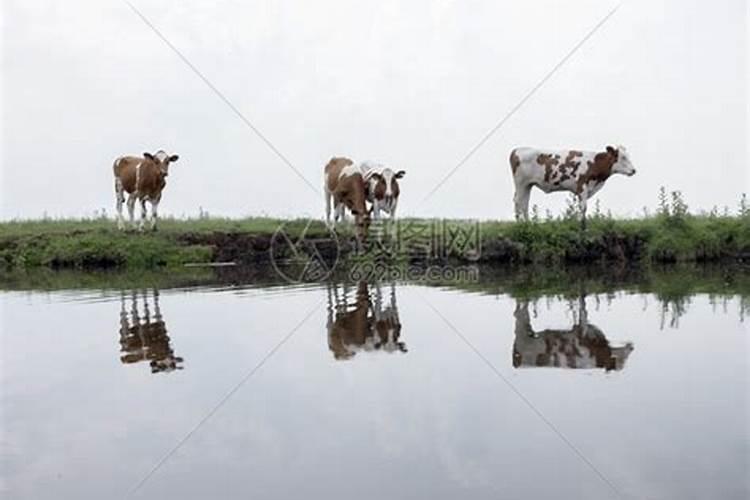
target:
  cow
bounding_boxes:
[510,145,635,228]
[118,289,183,374]
[360,161,406,221]
[512,297,633,372]
[326,281,407,360]
[371,282,406,353]
[113,150,179,231]
[323,156,371,241]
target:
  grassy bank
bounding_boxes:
[2,264,747,329]
[0,213,748,269]
[0,217,322,269]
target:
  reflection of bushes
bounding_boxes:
[1,261,748,327]
[659,296,691,329]
[427,263,750,326]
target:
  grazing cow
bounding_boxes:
[371,282,406,353]
[326,281,407,360]
[512,297,633,372]
[113,150,179,231]
[360,161,406,221]
[510,145,635,226]
[323,157,371,240]
[118,289,183,374]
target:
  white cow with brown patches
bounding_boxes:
[359,161,406,221]
[325,281,406,361]
[323,156,371,241]
[113,150,179,231]
[513,298,634,372]
[510,145,635,227]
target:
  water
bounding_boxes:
[1,266,748,500]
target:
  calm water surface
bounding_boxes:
[1,268,748,499]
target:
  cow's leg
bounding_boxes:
[514,184,532,221]
[388,200,398,237]
[130,290,140,326]
[334,202,345,225]
[127,194,137,229]
[326,283,335,327]
[139,198,148,231]
[153,288,162,321]
[332,201,339,225]
[339,205,348,223]
[119,291,129,339]
[372,200,383,220]
[371,201,380,221]
[324,190,332,226]
[578,190,589,230]
[150,197,160,231]
[578,295,589,334]
[115,178,126,230]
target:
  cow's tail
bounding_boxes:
[509,148,521,176]
[113,157,123,177]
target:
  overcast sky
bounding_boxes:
[1,0,747,221]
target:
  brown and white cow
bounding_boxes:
[510,145,635,227]
[326,281,406,360]
[512,298,633,372]
[119,289,183,374]
[113,150,179,231]
[371,282,406,353]
[360,161,406,221]
[323,156,371,240]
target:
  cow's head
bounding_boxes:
[369,168,405,204]
[150,355,184,373]
[608,145,635,177]
[144,150,180,177]
[351,205,371,241]
[339,176,371,240]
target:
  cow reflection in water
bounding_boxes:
[119,290,183,373]
[513,296,633,371]
[326,282,407,360]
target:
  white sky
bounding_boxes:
[1,0,747,220]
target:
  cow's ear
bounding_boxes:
[169,154,179,163]
[395,170,406,179]
[143,152,155,161]
[606,146,617,156]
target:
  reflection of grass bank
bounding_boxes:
[0,267,216,291]
[3,261,748,298]
[0,214,748,269]
[2,262,747,328]
[435,263,750,300]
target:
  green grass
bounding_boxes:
[481,213,750,263]
[0,216,326,237]
[0,216,332,269]
[0,213,748,269]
